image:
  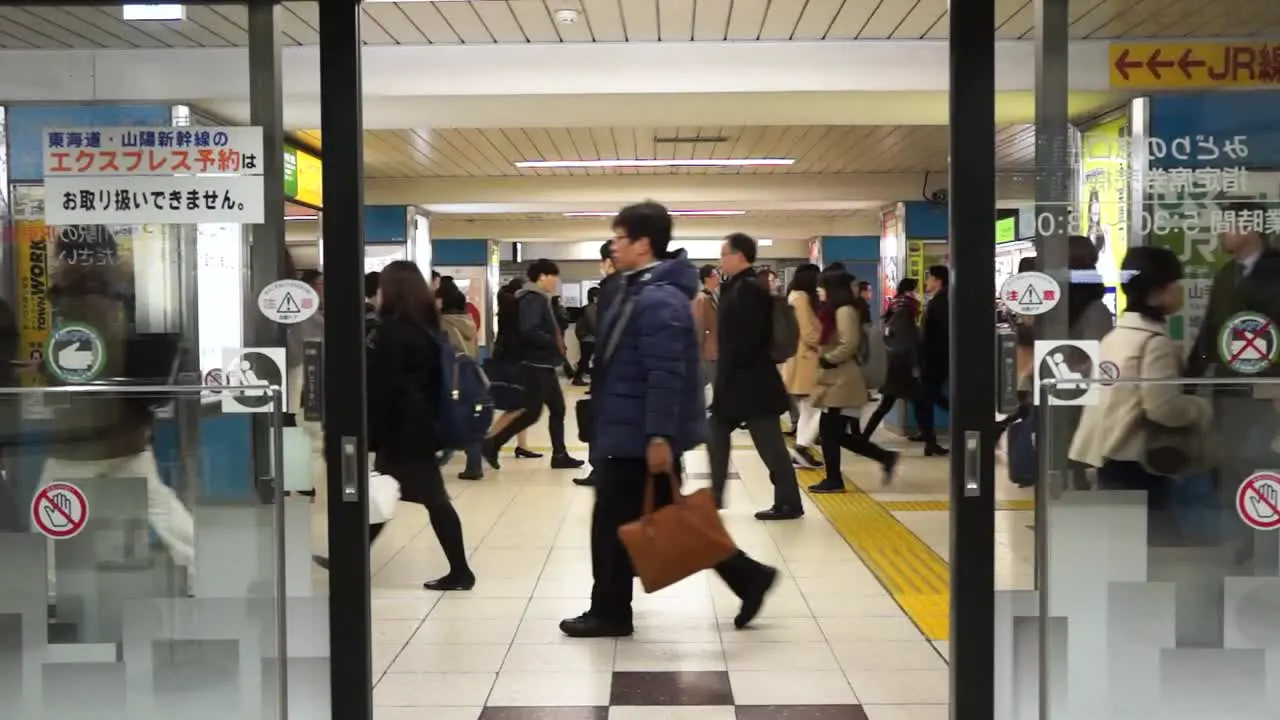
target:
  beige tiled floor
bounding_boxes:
[318,398,1036,717]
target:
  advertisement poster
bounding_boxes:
[15,218,52,381]
[879,203,905,314]
[1079,115,1131,317]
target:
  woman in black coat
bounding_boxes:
[368,261,475,592]
[861,277,923,439]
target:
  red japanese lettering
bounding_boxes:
[122,151,144,173]
[97,151,120,172]
[171,150,192,172]
[196,148,216,172]
[48,152,71,173]
[75,151,95,172]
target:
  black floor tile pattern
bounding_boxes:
[479,709,608,719]
[478,707,869,719]
[611,670,736,705]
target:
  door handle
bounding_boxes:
[963,430,981,497]
[341,435,358,503]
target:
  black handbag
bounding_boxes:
[482,359,525,411]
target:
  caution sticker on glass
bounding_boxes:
[1237,471,1280,531]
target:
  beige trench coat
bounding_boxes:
[810,304,869,410]
[781,291,821,395]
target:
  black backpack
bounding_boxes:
[769,295,800,363]
[493,292,524,362]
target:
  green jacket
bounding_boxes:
[1188,246,1280,378]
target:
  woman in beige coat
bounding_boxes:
[808,268,899,492]
[781,264,823,468]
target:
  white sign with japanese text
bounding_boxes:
[45,175,265,225]
[43,127,264,177]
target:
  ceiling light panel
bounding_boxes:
[563,210,747,218]
[123,4,185,21]
[515,159,795,169]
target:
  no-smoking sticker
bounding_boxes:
[1237,471,1280,531]
[31,481,89,539]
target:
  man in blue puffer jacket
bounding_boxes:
[559,201,778,639]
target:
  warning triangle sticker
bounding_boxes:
[277,292,302,315]
[1019,284,1043,306]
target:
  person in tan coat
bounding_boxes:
[780,264,823,467]
[808,268,899,492]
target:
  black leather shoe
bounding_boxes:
[924,444,949,457]
[735,565,778,629]
[481,440,501,469]
[551,454,586,469]
[572,472,595,487]
[754,506,804,521]
[559,613,634,638]
[807,480,845,494]
[423,573,476,592]
[514,447,543,459]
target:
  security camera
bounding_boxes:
[554,8,580,24]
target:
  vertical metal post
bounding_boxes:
[1033,3,1071,718]
[948,0,996,717]
[319,1,373,719]
[1034,0,1072,338]
[248,0,288,497]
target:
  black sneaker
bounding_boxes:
[572,471,595,487]
[514,447,543,459]
[551,454,586,470]
[881,452,900,486]
[754,505,804,521]
[458,469,483,481]
[559,613,634,638]
[924,444,949,457]
[735,565,778,629]
[791,445,824,469]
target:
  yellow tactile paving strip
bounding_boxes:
[794,468,951,641]
[879,499,1034,512]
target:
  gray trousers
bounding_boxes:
[708,414,802,510]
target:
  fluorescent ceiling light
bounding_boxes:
[517,158,795,169]
[123,4,185,21]
[286,215,320,222]
[563,210,746,218]
[757,239,774,246]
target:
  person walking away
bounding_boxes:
[693,264,720,395]
[365,271,380,326]
[42,225,195,575]
[552,295,576,379]
[574,242,623,487]
[709,233,803,520]
[781,263,823,468]
[1070,246,1213,542]
[807,269,899,492]
[862,278,923,437]
[368,261,476,591]
[482,260,585,470]
[439,278,485,480]
[573,286,600,386]
[909,265,951,455]
[1185,201,1280,567]
[560,201,778,638]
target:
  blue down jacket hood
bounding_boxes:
[591,250,707,460]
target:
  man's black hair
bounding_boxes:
[431,269,441,280]
[612,201,673,258]
[824,261,846,272]
[526,258,560,282]
[858,280,871,293]
[587,286,601,303]
[364,271,380,299]
[927,265,950,286]
[599,241,612,261]
[725,232,757,264]
[699,264,718,282]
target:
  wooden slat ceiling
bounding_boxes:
[298,125,1034,178]
[463,209,869,222]
[0,0,1276,48]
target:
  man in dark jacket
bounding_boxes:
[912,265,950,455]
[573,241,621,487]
[709,233,803,520]
[559,201,777,639]
[483,259,584,470]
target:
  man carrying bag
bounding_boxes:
[558,202,778,640]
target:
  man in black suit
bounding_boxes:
[708,233,803,520]
[574,241,621,487]
[912,265,950,456]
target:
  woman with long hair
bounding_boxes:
[369,261,475,591]
[780,264,823,468]
[861,277,923,438]
[438,277,485,480]
[808,269,899,492]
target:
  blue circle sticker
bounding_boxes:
[44,323,107,383]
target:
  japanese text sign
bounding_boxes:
[43,126,264,177]
[45,176,265,225]
[1110,42,1280,89]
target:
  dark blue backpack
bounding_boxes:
[1006,405,1037,488]
[430,331,494,451]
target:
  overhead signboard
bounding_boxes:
[42,126,265,225]
[1110,42,1279,89]
[285,144,323,209]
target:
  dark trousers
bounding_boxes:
[819,410,894,483]
[708,414,801,510]
[589,456,768,623]
[490,365,567,455]
[574,341,595,381]
[912,375,950,441]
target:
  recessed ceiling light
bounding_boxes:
[517,159,795,169]
[123,4,185,21]
[562,210,747,218]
